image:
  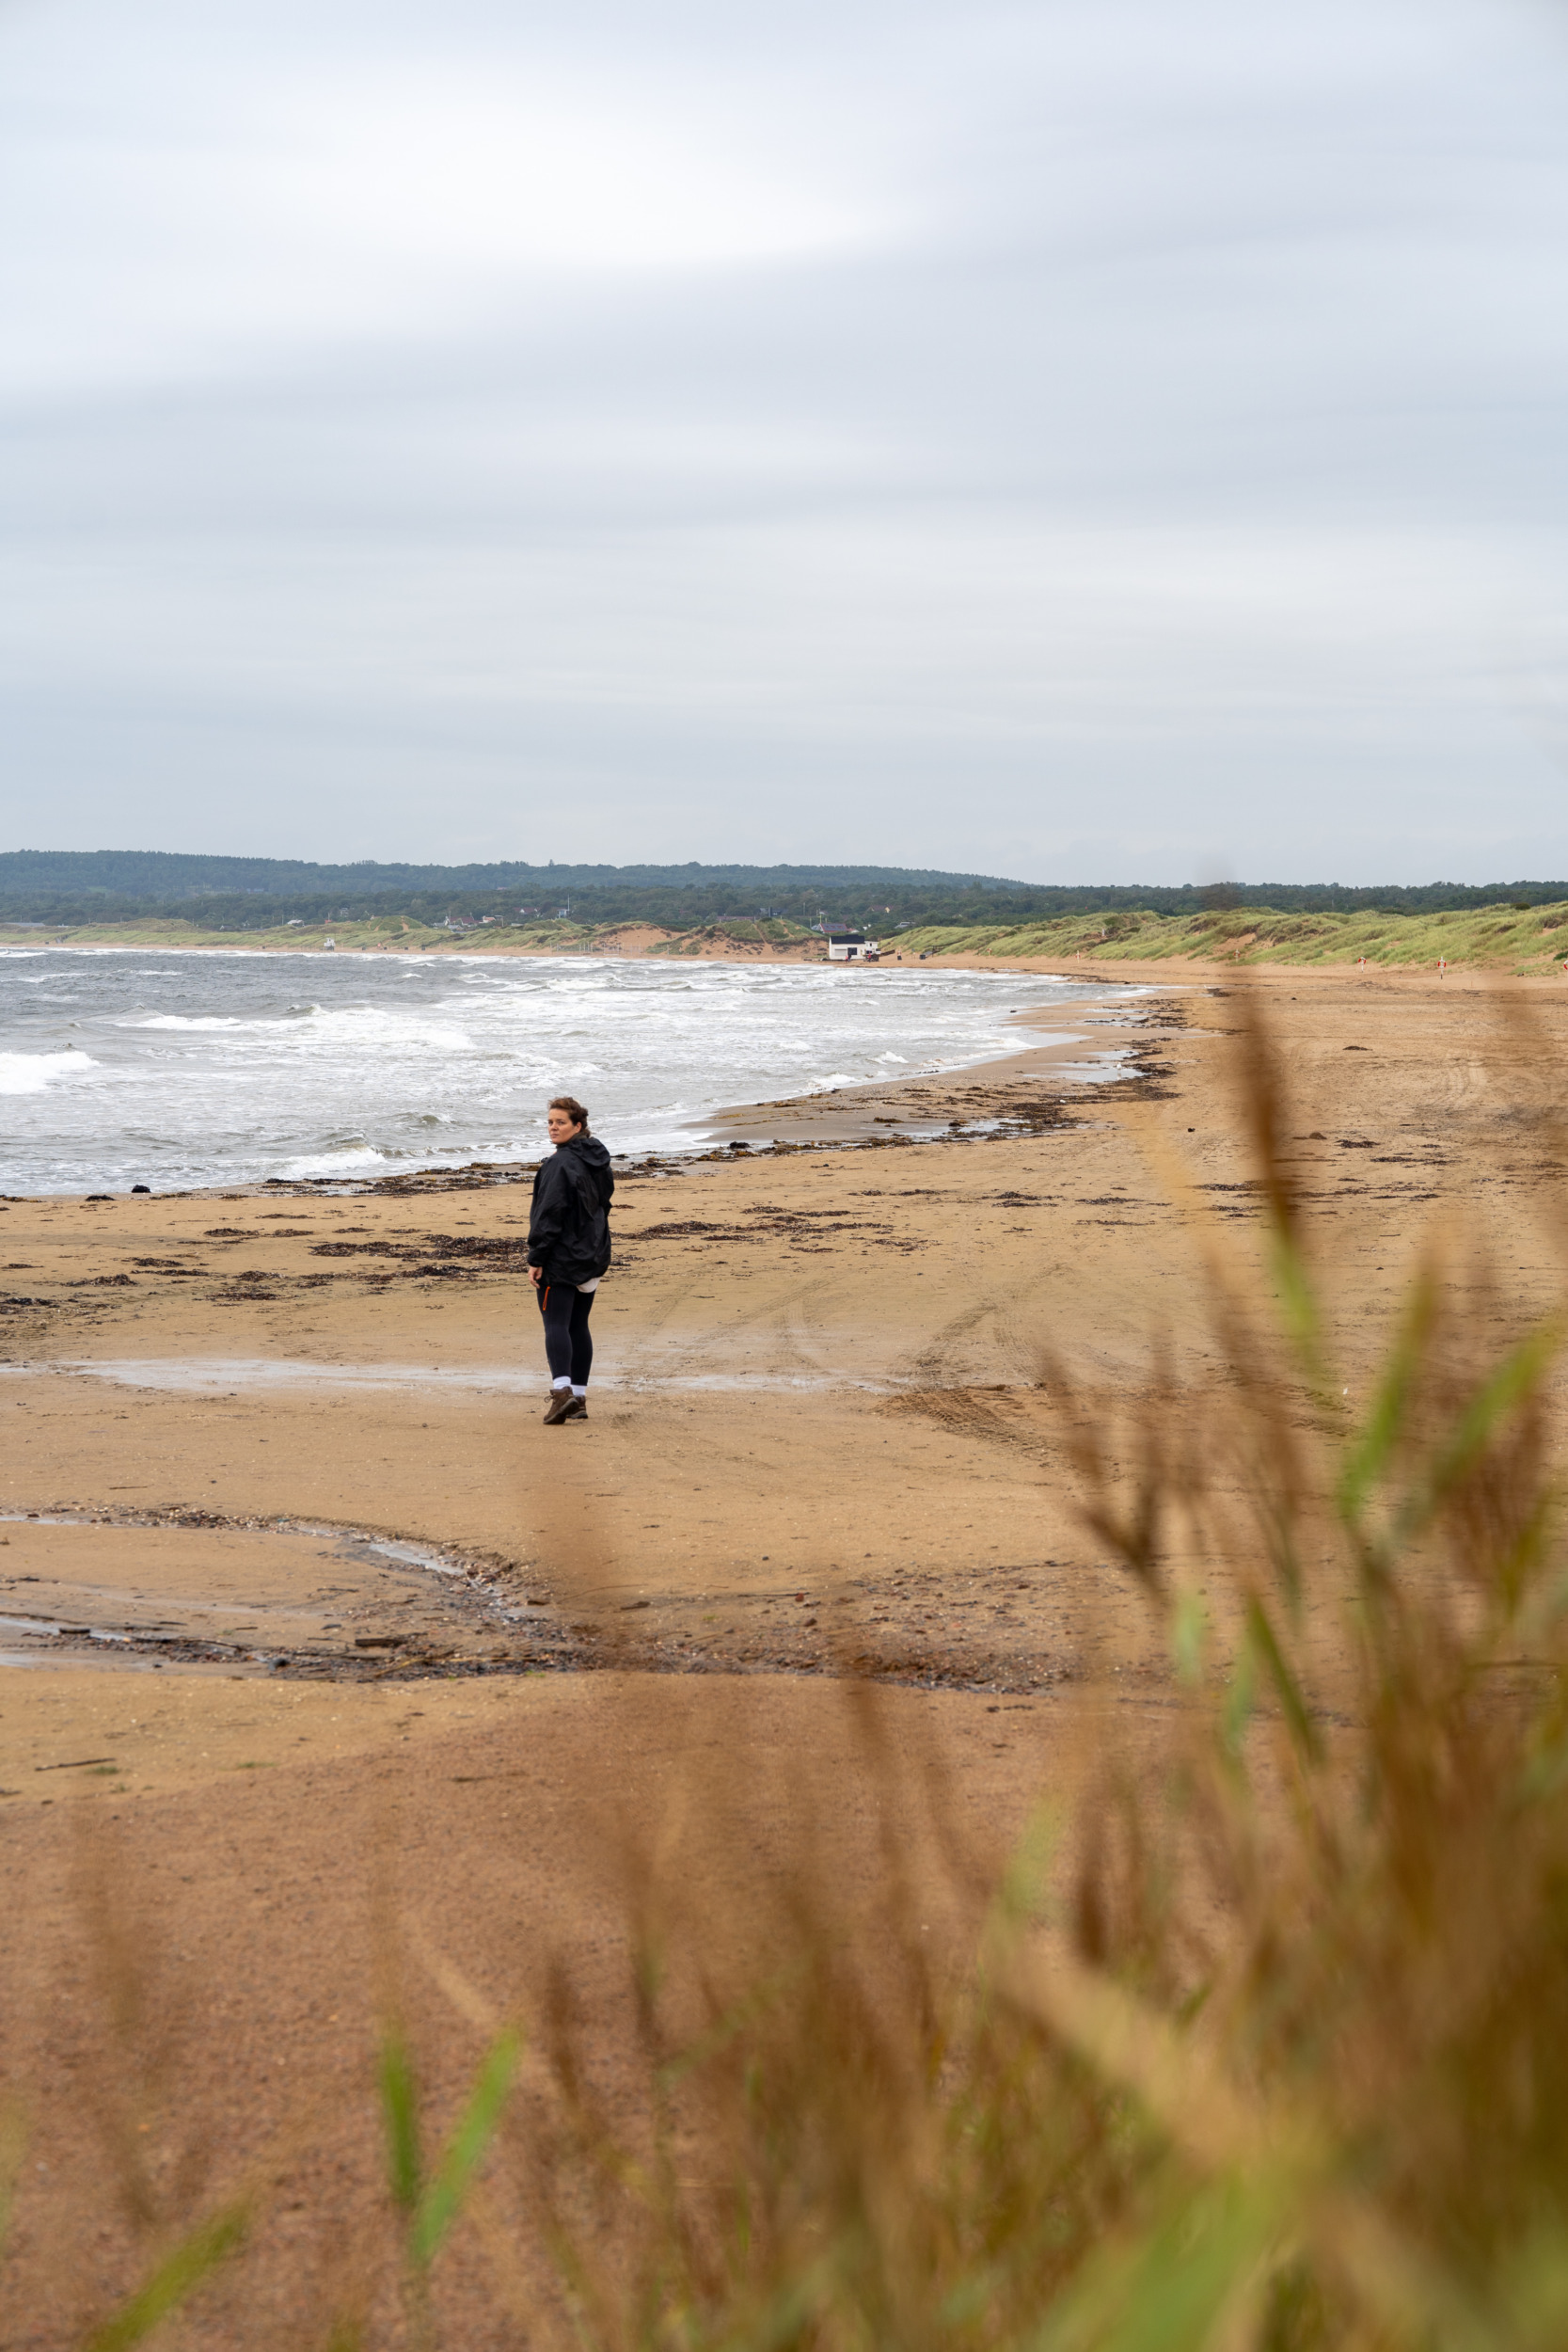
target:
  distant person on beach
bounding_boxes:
[528,1095,614,1424]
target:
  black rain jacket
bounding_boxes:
[528,1134,614,1287]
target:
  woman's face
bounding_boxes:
[546,1106,583,1146]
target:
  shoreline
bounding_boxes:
[3,950,1152,1205]
[689,987,1173,1148]
[4,960,1559,1690]
[8,941,1546,1212]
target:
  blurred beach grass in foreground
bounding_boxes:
[12,987,1568,2348]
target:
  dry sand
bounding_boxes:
[3,960,1566,2343]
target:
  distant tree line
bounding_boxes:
[1,850,1564,930]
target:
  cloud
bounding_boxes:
[0,16,903,397]
[2,0,1567,879]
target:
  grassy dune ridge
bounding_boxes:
[11,899,1568,968]
[899,899,1568,968]
[0,913,819,955]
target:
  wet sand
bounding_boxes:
[3,960,1567,2342]
[4,959,1564,1700]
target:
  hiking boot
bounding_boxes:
[543,1391,576,1425]
[562,1395,588,1421]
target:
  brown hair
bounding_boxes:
[548,1095,591,1135]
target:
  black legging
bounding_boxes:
[537,1279,595,1386]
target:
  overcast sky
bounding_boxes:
[4,0,1567,882]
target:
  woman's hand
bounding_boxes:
[529,1263,543,1286]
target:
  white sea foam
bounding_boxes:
[0,948,1132,1194]
[292,1007,475,1051]
[134,1014,251,1031]
[279,1145,397,1180]
[0,1048,98,1095]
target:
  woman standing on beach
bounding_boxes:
[528,1095,614,1424]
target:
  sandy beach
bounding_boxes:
[4,957,1566,2342]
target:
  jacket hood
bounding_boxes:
[562,1134,612,1171]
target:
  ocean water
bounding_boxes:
[0,947,1123,1196]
